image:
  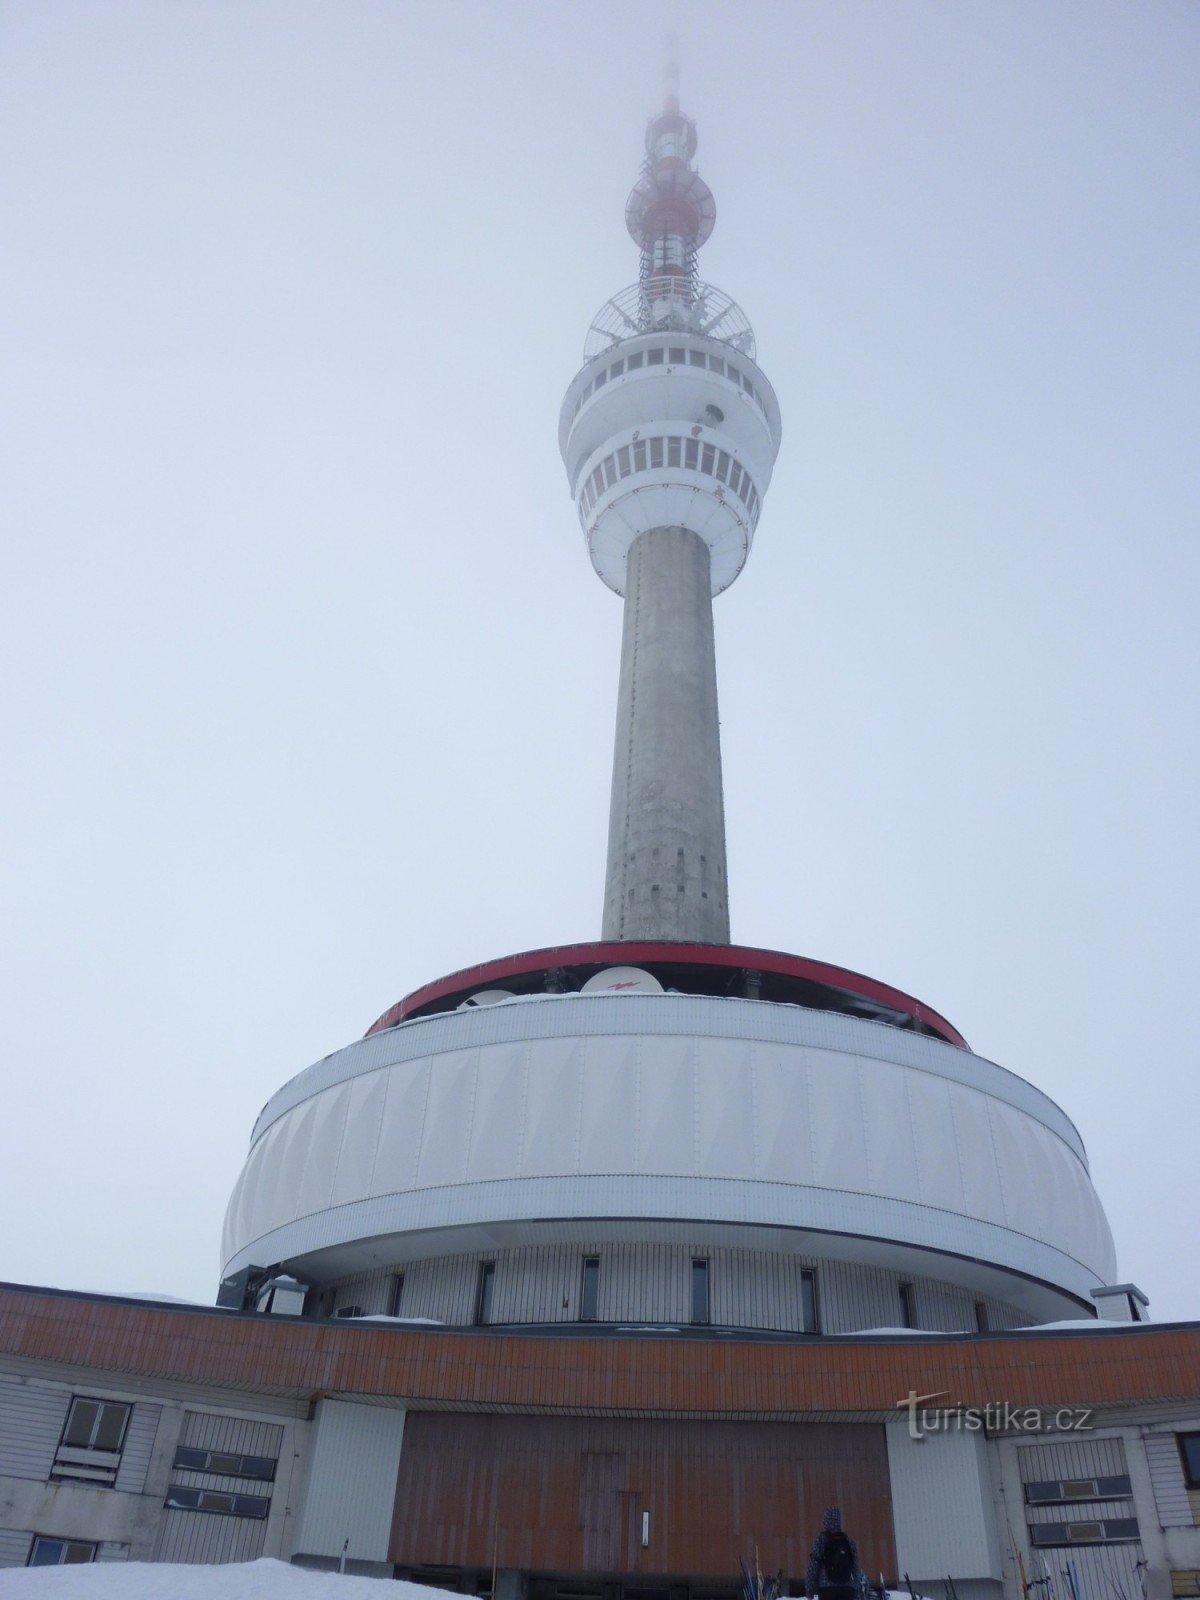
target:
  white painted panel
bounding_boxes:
[950,1084,1008,1228]
[113,1403,161,1493]
[1145,1433,1194,1527]
[693,1037,755,1178]
[328,1070,389,1208]
[0,1529,33,1567]
[152,1510,268,1564]
[521,1037,583,1176]
[415,1050,477,1188]
[369,1057,430,1199]
[293,1399,406,1562]
[887,1419,1003,1580]
[638,1035,696,1175]
[0,1375,69,1481]
[579,1035,639,1173]
[907,1070,966,1214]
[861,1058,922,1204]
[467,1043,529,1184]
[806,1049,868,1189]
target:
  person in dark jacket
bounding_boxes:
[805,1506,861,1600]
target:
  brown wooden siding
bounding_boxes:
[2,1286,1199,1419]
[390,1414,896,1582]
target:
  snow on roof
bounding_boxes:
[3,1556,457,1596]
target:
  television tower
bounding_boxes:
[559,89,782,943]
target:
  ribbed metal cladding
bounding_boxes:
[390,1413,896,1578]
[603,526,730,941]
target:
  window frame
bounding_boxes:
[28,1537,97,1566]
[59,1396,131,1455]
[1179,1433,1200,1489]
[580,1256,600,1323]
[474,1261,496,1326]
[800,1268,819,1334]
[690,1257,711,1326]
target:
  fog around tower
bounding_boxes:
[1,2,1197,1318]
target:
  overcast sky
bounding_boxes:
[2,1,1197,1321]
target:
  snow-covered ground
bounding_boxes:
[0,1556,453,1596]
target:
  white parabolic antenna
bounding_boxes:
[581,966,664,995]
[456,989,516,1009]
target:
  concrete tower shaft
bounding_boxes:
[603,526,728,941]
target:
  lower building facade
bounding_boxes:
[3,1282,1200,1600]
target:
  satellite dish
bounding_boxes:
[457,989,515,1010]
[581,966,664,995]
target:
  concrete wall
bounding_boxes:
[292,1399,406,1565]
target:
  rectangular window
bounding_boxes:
[1026,1478,1132,1506]
[474,1261,495,1326]
[667,437,682,467]
[688,349,706,366]
[728,365,741,386]
[975,1301,990,1332]
[165,1485,271,1520]
[741,373,754,394]
[708,355,724,374]
[684,438,699,470]
[591,467,604,498]
[1028,1520,1139,1547]
[580,1257,600,1322]
[715,450,730,482]
[633,440,647,472]
[801,1269,818,1334]
[898,1283,915,1328]
[627,351,644,369]
[603,458,617,489]
[582,380,593,402]
[390,1274,405,1317]
[738,476,751,506]
[29,1538,97,1566]
[691,1258,710,1325]
[61,1397,130,1453]
[172,1446,277,1482]
[669,347,686,364]
[610,359,624,378]
[617,446,632,478]
[594,369,607,388]
[647,347,664,365]
[1179,1434,1200,1488]
[748,488,759,517]
[729,463,743,493]
[52,1397,131,1486]
[700,443,715,475]
[649,438,664,469]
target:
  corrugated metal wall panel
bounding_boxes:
[151,1510,269,1564]
[390,1412,896,1580]
[0,1375,69,1480]
[113,1402,161,1493]
[293,1399,406,1562]
[322,1245,1030,1334]
[1018,1438,1130,1481]
[1146,1433,1194,1527]
[1038,1542,1144,1600]
[0,1529,33,1568]
[180,1412,284,1457]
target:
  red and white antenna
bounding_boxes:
[624,47,716,303]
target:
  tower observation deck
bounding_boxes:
[219,96,1119,1341]
[558,98,782,941]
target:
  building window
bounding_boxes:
[1179,1434,1200,1488]
[474,1261,496,1326]
[800,1269,818,1334]
[173,1447,277,1482]
[1028,1519,1140,1547]
[691,1258,710,1325]
[647,347,664,365]
[898,1283,916,1328]
[390,1274,405,1318]
[580,1256,600,1322]
[975,1301,990,1333]
[165,1485,270,1520]
[52,1397,131,1486]
[684,438,699,470]
[628,351,644,369]
[669,347,685,364]
[28,1537,97,1566]
[334,1304,364,1319]
[1025,1477,1132,1506]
